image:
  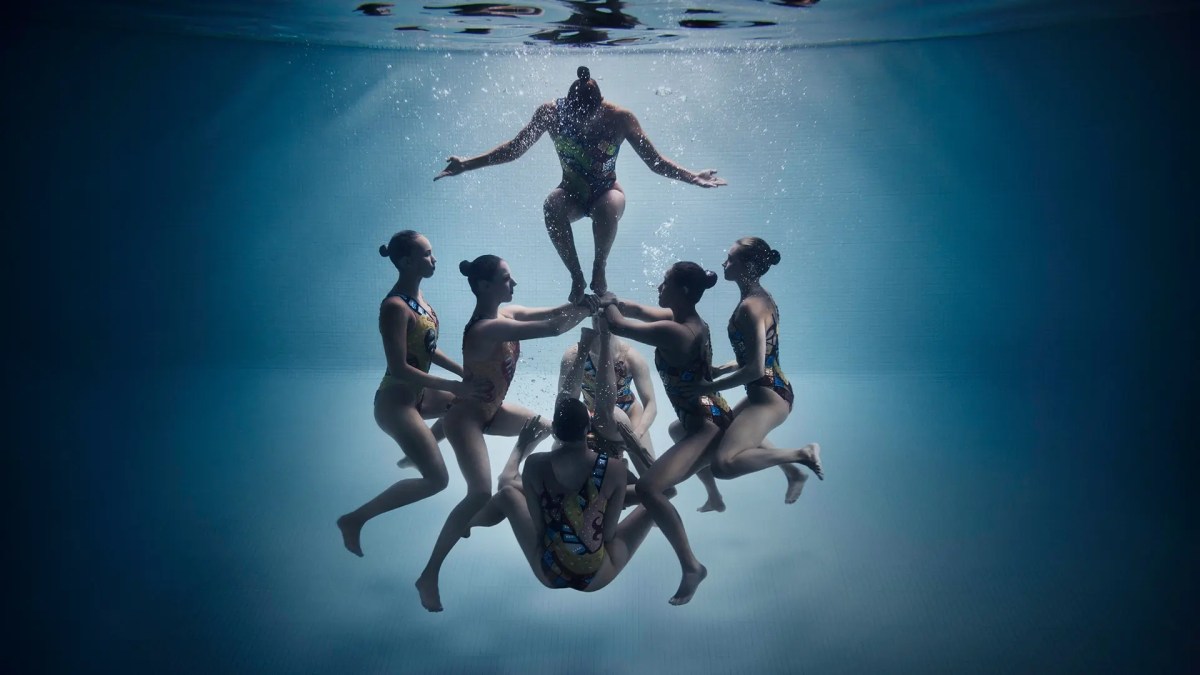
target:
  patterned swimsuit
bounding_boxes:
[540,452,610,591]
[654,321,734,430]
[377,291,439,402]
[727,305,794,411]
[551,98,621,216]
[455,314,520,426]
[580,352,635,413]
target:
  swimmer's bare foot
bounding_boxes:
[337,514,364,557]
[697,496,726,513]
[797,443,823,480]
[590,268,610,299]
[415,573,443,612]
[669,564,708,606]
[568,275,587,304]
[396,456,414,469]
[782,464,808,503]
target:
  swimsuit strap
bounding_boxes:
[388,291,429,317]
[463,312,494,342]
[589,452,608,491]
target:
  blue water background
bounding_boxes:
[5,10,1196,674]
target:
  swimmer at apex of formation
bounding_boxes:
[435,66,726,304]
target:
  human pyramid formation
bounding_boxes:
[337,67,823,610]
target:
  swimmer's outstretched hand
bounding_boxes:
[434,156,467,181]
[692,169,727,188]
[456,376,494,401]
[677,379,718,398]
[517,415,551,449]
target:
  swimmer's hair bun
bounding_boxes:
[577,66,590,81]
[379,244,390,257]
[459,260,472,276]
[768,249,782,266]
[704,270,719,288]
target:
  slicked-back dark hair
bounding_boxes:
[736,236,782,277]
[553,397,590,442]
[459,254,503,296]
[379,230,423,270]
[669,261,719,303]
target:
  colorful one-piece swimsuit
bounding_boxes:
[580,352,635,414]
[727,306,794,411]
[377,291,440,403]
[454,315,520,428]
[655,322,734,430]
[539,452,609,591]
[551,97,620,216]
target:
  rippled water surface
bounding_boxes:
[20,0,1200,49]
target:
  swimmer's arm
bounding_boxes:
[435,103,553,179]
[507,302,583,322]
[381,302,472,395]
[478,304,590,342]
[623,110,726,188]
[708,310,767,391]
[557,344,586,401]
[430,350,465,378]
[626,350,658,436]
[711,359,739,377]
[589,320,627,442]
[593,317,618,425]
[604,304,686,352]
[614,297,673,322]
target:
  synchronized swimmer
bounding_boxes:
[414,254,592,611]
[463,316,659,592]
[435,66,726,304]
[339,67,824,610]
[336,231,490,558]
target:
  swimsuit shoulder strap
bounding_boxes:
[573,449,609,502]
[464,313,485,335]
[587,452,609,492]
[388,291,429,317]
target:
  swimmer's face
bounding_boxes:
[723,243,752,281]
[657,269,680,307]
[488,260,517,302]
[406,235,437,279]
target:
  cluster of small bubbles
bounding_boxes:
[640,217,682,286]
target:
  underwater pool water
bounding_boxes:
[6,4,1196,674]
